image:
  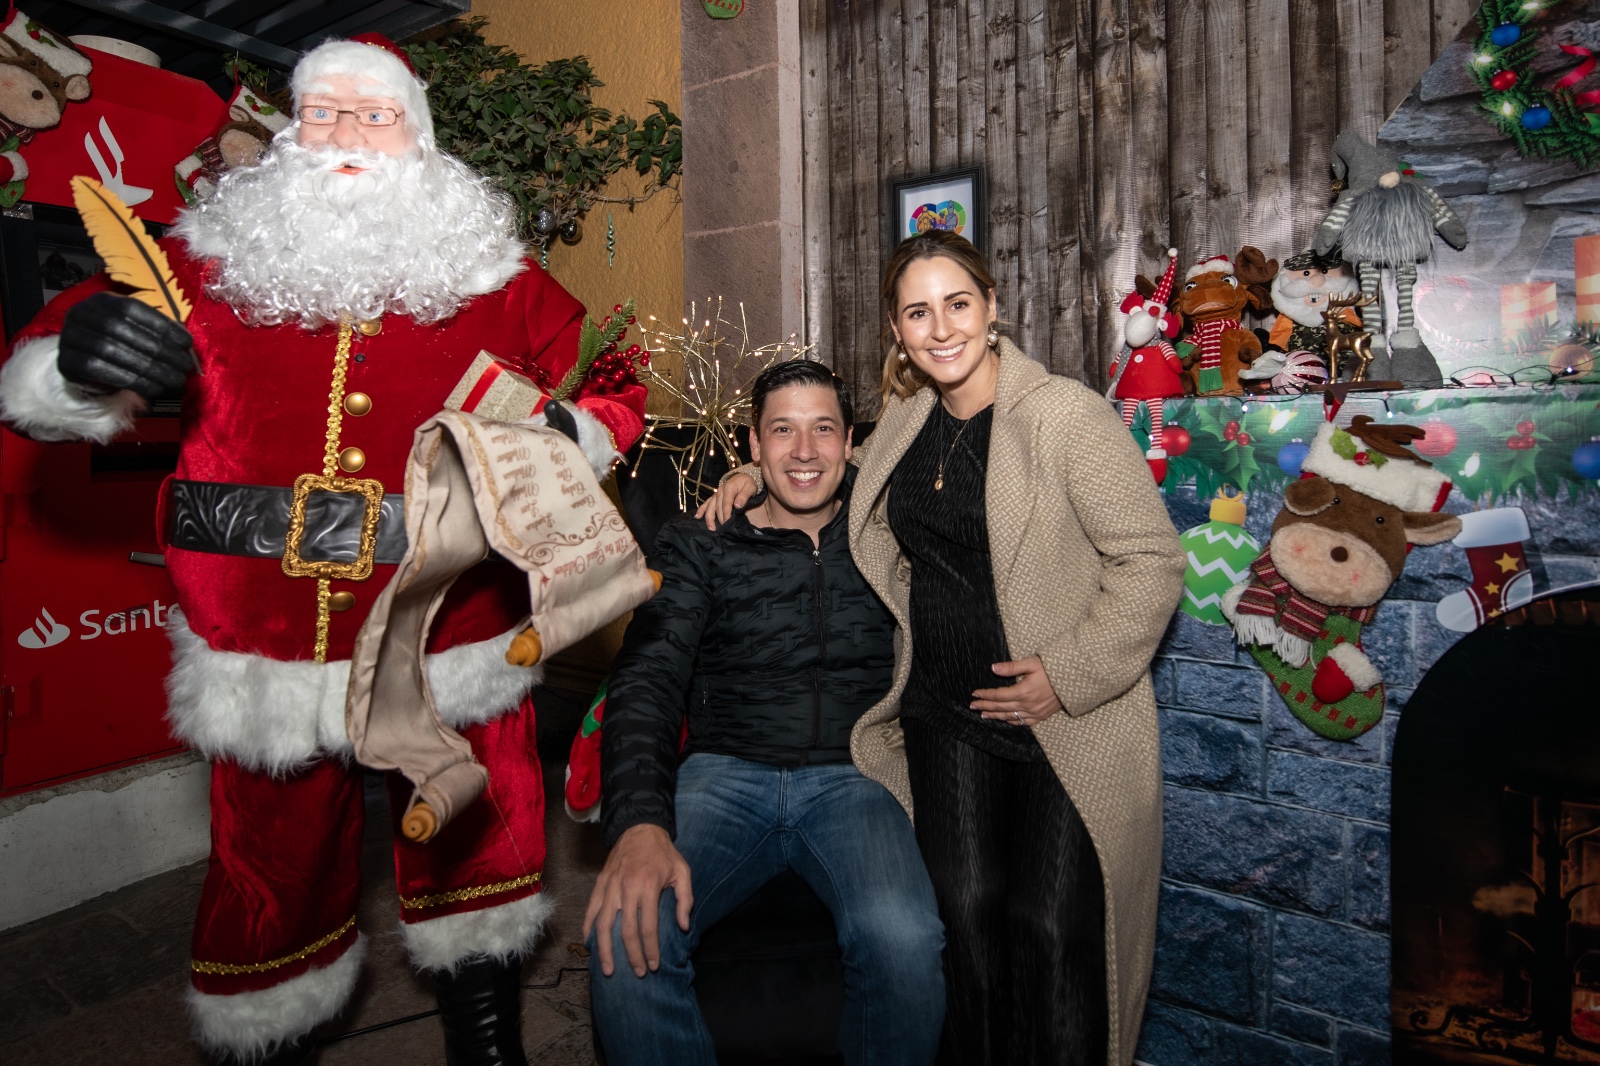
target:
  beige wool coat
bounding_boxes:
[845,341,1186,1066]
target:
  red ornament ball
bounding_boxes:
[1412,420,1458,458]
[1163,425,1191,456]
[1490,69,1518,91]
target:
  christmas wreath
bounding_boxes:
[1470,0,1600,169]
[1465,0,1600,168]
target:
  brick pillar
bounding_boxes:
[679,0,804,348]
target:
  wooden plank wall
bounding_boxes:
[800,0,1482,410]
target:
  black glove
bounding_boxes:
[57,292,196,401]
[542,399,580,444]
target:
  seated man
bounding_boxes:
[585,360,945,1066]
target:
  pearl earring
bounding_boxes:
[986,325,1000,348]
[897,344,909,363]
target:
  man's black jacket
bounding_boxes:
[601,469,896,847]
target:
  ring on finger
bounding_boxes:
[1012,711,1023,725]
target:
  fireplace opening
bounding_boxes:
[1393,591,1600,1064]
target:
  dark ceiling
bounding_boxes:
[22,0,469,91]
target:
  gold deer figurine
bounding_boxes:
[1323,293,1378,383]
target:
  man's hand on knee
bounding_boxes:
[582,824,694,978]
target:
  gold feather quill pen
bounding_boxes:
[70,176,193,323]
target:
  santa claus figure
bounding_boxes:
[0,35,644,1066]
[1263,249,1361,359]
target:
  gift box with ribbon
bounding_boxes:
[443,351,552,423]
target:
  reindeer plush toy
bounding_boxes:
[174,84,289,204]
[1175,248,1278,396]
[1222,416,1461,739]
[0,10,92,204]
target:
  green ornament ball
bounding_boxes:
[1179,494,1261,626]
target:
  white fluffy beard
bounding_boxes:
[1272,271,1359,328]
[175,139,526,329]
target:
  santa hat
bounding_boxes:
[229,84,291,136]
[1300,418,1452,513]
[2,11,92,79]
[290,33,433,146]
[1119,247,1182,345]
[1186,254,1233,281]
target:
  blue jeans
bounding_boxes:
[589,754,945,1066]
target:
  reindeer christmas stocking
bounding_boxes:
[1248,612,1387,740]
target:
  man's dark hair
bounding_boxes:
[750,359,853,432]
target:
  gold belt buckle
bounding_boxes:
[281,473,386,581]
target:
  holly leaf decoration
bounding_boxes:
[554,298,635,401]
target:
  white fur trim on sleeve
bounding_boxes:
[1325,641,1381,692]
[3,150,26,182]
[571,403,620,476]
[187,936,364,1058]
[525,403,619,477]
[401,891,553,973]
[0,336,142,443]
[164,611,540,775]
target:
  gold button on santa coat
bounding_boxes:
[344,393,372,417]
[338,447,365,473]
[328,591,356,612]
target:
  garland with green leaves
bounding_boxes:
[405,20,681,249]
[553,299,635,400]
[1470,0,1600,169]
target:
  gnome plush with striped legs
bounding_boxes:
[1312,130,1468,388]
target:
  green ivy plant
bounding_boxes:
[404,19,682,247]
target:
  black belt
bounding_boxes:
[167,479,409,566]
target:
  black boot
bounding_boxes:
[433,955,529,1066]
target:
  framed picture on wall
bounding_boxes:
[888,167,985,254]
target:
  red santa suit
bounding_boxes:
[1,240,645,1051]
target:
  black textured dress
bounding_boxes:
[889,402,1044,762]
[889,400,1108,1066]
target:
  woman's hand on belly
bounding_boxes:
[972,656,1064,727]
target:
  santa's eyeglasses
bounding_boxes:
[297,106,404,128]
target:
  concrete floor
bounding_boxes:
[0,759,609,1066]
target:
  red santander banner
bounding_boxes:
[24,45,228,225]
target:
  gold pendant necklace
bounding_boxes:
[934,407,975,491]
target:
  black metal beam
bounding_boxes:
[59,0,299,67]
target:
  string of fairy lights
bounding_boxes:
[630,298,812,512]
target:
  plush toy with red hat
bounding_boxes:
[174,83,290,204]
[1222,416,1460,739]
[0,7,92,203]
[1172,247,1277,396]
[1113,246,1190,481]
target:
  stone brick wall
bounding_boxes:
[1134,483,1600,1066]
